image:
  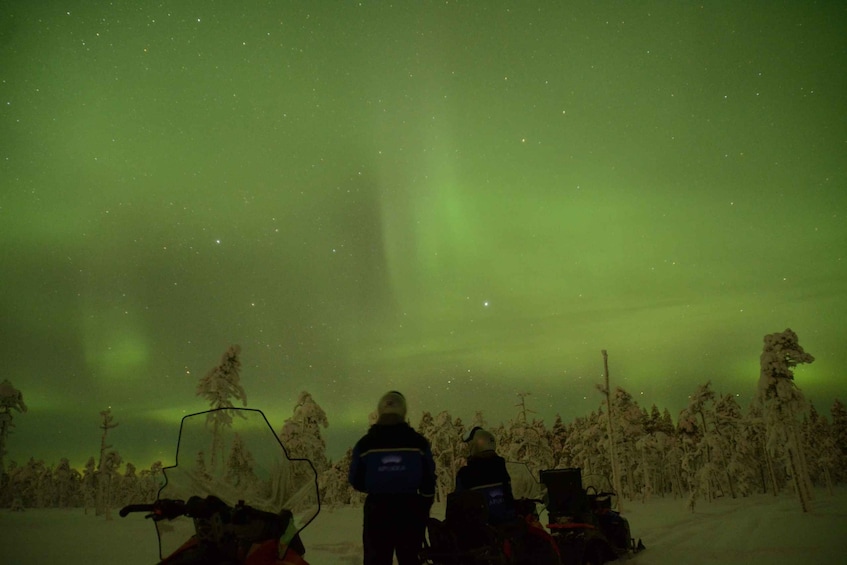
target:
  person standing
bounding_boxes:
[349,391,436,565]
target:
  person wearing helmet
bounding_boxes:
[455,427,516,525]
[348,391,436,565]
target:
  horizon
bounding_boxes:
[4,361,836,472]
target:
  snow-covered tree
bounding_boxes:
[196,345,248,469]
[549,414,570,468]
[679,382,735,505]
[417,411,436,444]
[138,461,164,502]
[225,432,260,492]
[503,394,554,477]
[98,450,122,519]
[52,458,80,508]
[608,387,646,501]
[116,462,140,507]
[278,391,330,475]
[757,328,815,512]
[831,399,847,483]
[425,410,465,502]
[319,448,363,508]
[565,411,609,476]
[82,456,97,513]
[714,393,756,497]
[9,457,49,508]
[802,404,836,494]
[0,379,27,474]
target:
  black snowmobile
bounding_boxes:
[540,467,644,565]
[120,407,320,564]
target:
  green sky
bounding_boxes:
[1,1,845,468]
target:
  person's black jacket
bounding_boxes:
[349,415,436,502]
[455,452,516,524]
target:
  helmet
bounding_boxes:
[377,391,407,418]
[464,427,496,456]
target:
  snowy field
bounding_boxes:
[2,487,846,564]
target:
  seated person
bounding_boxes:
[455,427,516,525]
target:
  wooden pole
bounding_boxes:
[602,350,623,511]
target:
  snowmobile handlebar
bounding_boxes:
[585,485,616,498]
[118,503,157,517]
[119,498,190,520]
[119,496,267,522]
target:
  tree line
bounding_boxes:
[2,330,846,515]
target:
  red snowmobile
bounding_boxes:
[419,464,644,565]
[419,463,560,565]
[120,408,320,565]
[540,468,644,565]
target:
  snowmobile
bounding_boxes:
[540,467,644,565]
[120,407,320,565]
[419,463,560,565]
[419,465,643,565]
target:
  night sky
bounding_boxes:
[2,2,845,469]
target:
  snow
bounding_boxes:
[2,487,845,564]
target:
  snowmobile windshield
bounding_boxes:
[506,461,545,500]
[155,407,320,559]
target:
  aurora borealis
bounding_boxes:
[1,2,845,468]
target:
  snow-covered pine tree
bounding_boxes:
[52,458,80,508]
[831,399,847,483]
[224,432,260,492]
[194,450,213,483]
[319,448,364,508]
[677,408,704,511]
[417,411,436,441]
[564,411,608,476]
[1,460,21,509]
[427,410,465,501]
[682,382,733,502]
[802,404,835,495]
[98,450,122,519]
[277,391,330,475]
[504,394,554,477]
[0,379,26,474]
[470,410,487,430]
[757,328,815,512]
[714,393,755,497]
[117,462,140,508]
[608,387,646,501]
[638,405,668,500]
[549,414,570,468]
[138,461,164,502]
[7,458,44,508]
[655,410,685,498]
[196,345,247,470]
[82,456,97,513]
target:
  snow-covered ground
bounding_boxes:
[2,487,845,564]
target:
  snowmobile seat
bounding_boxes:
[539,468,591,523]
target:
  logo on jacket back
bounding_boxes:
[378,454,406,472]
[488,486,505,507]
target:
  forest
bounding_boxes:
[1,329,845,517]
